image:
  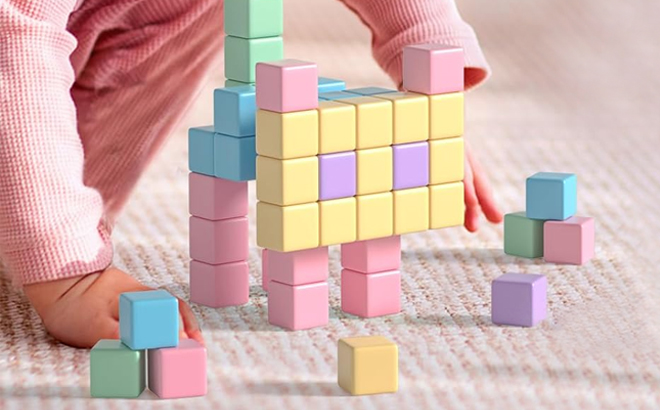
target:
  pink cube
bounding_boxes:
[341,236,401,273]
[256,59,318,113]
[189,216,248,264]
[341,269,401,318]
[189,173,248,220]
[148,339,207,399]
[262,249,269,292]
[544,216,595,265]
[403,44,464,95]
[190,260,249,307]
[268,247,328,286]
[268,281,328,330]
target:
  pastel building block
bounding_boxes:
[318,77,346,93]
[429,182,465,229]
[319,91,360,101]
[373,92,429,144]
[214,133,256,181]
[356,147,393,195]
[190,260,249,307]
[256,156,319,206]
[393,141,429,190]
[503,212,544,258]
[224,0,283,39]
[90,340,145,399]
[256,60,318,113]
[189,216,249,264]
[526,172,577,221]
[119,290,178,350]
[337,96,393,149]
[225,79,252,88]
[224,36,284,83]
[394,187,429,235]
[345,87,397,96]
[491,273,547,327]
[341,269,401,318]
[319,197,357,246]
[188,126,215,176]
[262,249,270,291]
[256,202,319,252]
[341,236,401,274]
[188,173,248,220]
[403,44,464,95]
[317,101,356,154]
[319,151,356,200]
[429,137,464,184]
[148,339,207,399]
[256,109,318,159]
[213,86,256,137]
[268,247,329,286]
[356,192,393,241]
[268,281,329,330]
[338,336,398,395]
[430,92,464,139]
[544,216,595,265]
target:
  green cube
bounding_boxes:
[224,36,284,83]
[224,0,284,39]
[504,212,544,258]
[90,340,145,398]
[225,79,254,88]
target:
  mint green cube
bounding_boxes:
[504,212,544,258]
[90,340,145,398]
[224,36,284,83]
[224,0,283,39]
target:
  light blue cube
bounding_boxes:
[214,133,256,181]
[318,91,361,101]
[119,290,178,350]
[345,87,397,96]
[188,126,215,176]
[526,172,577,220]
[318,77,346,93]
[214,85,256,137]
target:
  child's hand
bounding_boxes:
[23,267,204,348]
[464,141,503,231]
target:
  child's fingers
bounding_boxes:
[177,298,205,346]
[463,160,480,232]
[466,144,503,224]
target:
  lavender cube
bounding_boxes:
[319,152,356,200]
[491,273,547,327]
[393,142,429,190]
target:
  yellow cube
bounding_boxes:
[319,197,356,246]
[256,109,318,159]
[338,336,398,396]
[317,101,356,154]
[256,202,319,252]
[429,137,464,185]
[429,182,465,229]
[393,187,429,235]
[356,192,393,241]
[356,147,393,195]
[336,96,392,149]
[430,92,464,139]
[256,156,318,206]
[373,92,429,144]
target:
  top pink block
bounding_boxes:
[256,59,319,113]
[403,44,464,95]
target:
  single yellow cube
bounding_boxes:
[373,92,429,144]
[256,156,318,206]
[429,137,464,185]
[429,182,465,229]
[430,92,464,139]
[356,192,393,241]
[319,197,356,246]
[393,187,429,235]
[256,202,319,252]
[256,109,319,159]
[338,336,398,396]
[317,101,356,154]
[356,147,393,195]
[336,96,392,149]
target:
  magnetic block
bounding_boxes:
[393,142,429,190]
[214,86,256,137]
[393,187,429,235]
[373,92,429,144]
[526,172,577,221]
[356,147,393,195]
[429,137,464,185]
[256,156,318,205]
[338,336,398,395]
[317,101,356,154]
[430,92,464,139]
[262,249,270,291]
[188,173,248,220]
[345,87,397,96]
[256,109,318,159]
[403,44,464,95]
[224,0,283,39]
[90,340,146,398]
[190,260,249,307]
[256,202,319,252]
[225,79,253,88]
[189,216,249,264]
[148,339,207,399]
[256,60,318,113]
[318,77,347,93]
[356,193,394,241]
[341,236,401,273]
[319,91,360,101]
[503,212,544,258]
[214,133,256,181]
[268,281,329,330]
[491,273,547,327]
[188,126,215,176]
[319,151,356,200]
[429,182,465,229]
[544,216,595,265]
[320,197,357,246]
[268,247,328,286]
[224,36,284,83]
[341,269,401,318]
[119,290,178,350]
[336,97,393,149]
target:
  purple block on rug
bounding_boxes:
[491,273,547,327]
[319,151,356,200]
[393,142,429,190]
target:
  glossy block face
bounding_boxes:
[319,91,360,101]
[119,290,179,350]
[336,97,393,149]
[224,36,284,83]
[261,249,270,291]
[214,86,256,137]
[504,212,544,258]
[338,336,398,395]
[544,216,595,265]
[341,236,401,273]
[256,60,318,113]
[430,92,464,139]
[90,340,145,398]
[345,87,397,96]
[213,133,256,181]
[319,197,357,246]
[341,269,401,318]
[393,187,429,235]
[429,182,465,229]
[317,101,356,154]
[224,0,283,38]
[317,77,346,93]
[373,92,429,144]
[256,109,318,159]
[189,216,249,264]
[268,247,329,286]
[188,173,248,220]
[256,202,319,252]
[393,142,429,190]
[190,261,249,307]
[429,137,464,185]
[526,172,578,221]
[148,339,207,399]
[356,192,393,241]
[188,126,216,176]
[268,281,329,330]
[356,147,393,195]
[319,152,356,200]
[403,44,464,95]
[257,156,319,206]
[491,273,547,327]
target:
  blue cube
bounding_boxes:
[188,126,215,176]
[345,87,397,96]
[214,133,256,181]
[318,77,346,93]
[119,290,178,350]
[526,172,577,220]
[214,85,256,137]
[318,91,361,101]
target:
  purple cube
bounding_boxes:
[319,152,356,200]
[393,142,429,190]
[491,273,547,327]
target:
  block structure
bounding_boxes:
[119,290,179,350]
[491,273,547,327]
[338,336,398,395]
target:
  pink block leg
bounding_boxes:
[341,269,401,318]
[189,173,248,220]
[268,281,328,330]
[268,247,328,285]
[262,249,269,292]
[190,260,249,307]
[189,216,249,264]
[148,339,207,399]
[341,236,401,273]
